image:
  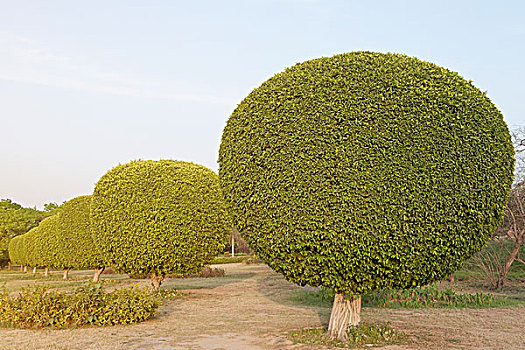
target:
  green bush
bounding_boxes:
[0,283,161,328]
[7,235,23,267]
[219,51,514,296]
[56,196,104,271]
[185,266,225,278]
[91,160,231,289]
[21,228,39,269]
[7,229,37,269]
[1,199,49,267]
[31,215,61,270]
[7,214,62,272]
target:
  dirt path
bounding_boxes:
[1,264,524,349]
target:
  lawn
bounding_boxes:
[0,259,523,349]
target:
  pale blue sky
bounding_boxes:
[1,0,524,208]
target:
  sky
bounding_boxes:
[1,0,524,209]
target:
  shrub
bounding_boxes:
[1,199,49,267]
[91,160,231,290]
[0,283,161,328]
[56,196,105,280]
[243,256,264,265]
[31,215,61,273]
[21,228,39,270]
[186,266,225,278]
[7,235,23,267]
[218,51,514,338]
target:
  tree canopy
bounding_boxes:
[219,51,515,296]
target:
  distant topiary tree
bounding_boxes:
[32,215,61,277]
[91,160,231,290]
[56,196,105,281]
[218,51,515,340]
[8,215,61,276]
[22,228,40,274]
[7,235,23,270]
[1,199,49,269]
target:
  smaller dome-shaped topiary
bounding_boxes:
[91,159,231,289]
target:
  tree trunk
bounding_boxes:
[20,265,23,272]
[93,267,105,282]
[328,292,361,341]
[151,273,164,291]
[44,267,49,277]
[23,266,27,273]
[495,236,523,289]
[32,267,37,274]
[63,268,70,280]
[8,262,11,271]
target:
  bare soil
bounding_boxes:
[1,263,523,350]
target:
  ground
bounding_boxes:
[0,263,523,350]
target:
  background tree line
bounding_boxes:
[0,199,62,268]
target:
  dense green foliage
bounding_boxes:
[91,160,231,277]
[0,199,49,267]
[56,196,104,270]
[7,215,61,269]
[0,283,161,328]
[219,51,515,295]
[31,215,61,269]
[7,235,24,267]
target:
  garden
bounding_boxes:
[1,52,524,349]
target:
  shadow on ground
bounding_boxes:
[161,272,256,290]
[253,266,331,327]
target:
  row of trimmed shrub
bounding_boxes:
[8,160,232,290]
[8,196,104,281]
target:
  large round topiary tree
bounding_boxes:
[91,159,231,290]
[218,51,515,340]
[57,195,105,281]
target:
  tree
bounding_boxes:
[32,215,61,277]
[43,201,64,215]
[56,196,105,281]
[511,126,525,186]
[0,199,51,268]
[7,235,23,269]
[91,160,231,290]
[475,126,525,289]
[218,51,514,341]
[493,184,525,288]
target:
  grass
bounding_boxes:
[162,272,255,290]
[211,255,251,264]
[288,323,409,348]
[0,263,524,350]
[455,238,525,283]
[156,288,186,300]
[290,284,522,309]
